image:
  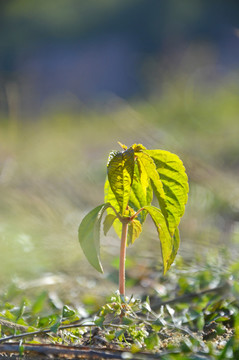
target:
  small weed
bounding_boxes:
[78,142,189,296]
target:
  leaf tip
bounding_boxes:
[118,141,128,150]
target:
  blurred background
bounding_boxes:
[1,1,239,307]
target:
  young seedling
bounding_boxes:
[78,143,189,297]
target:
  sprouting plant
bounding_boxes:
[78,142,189,297]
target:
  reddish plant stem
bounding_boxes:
[119,220,128,297]
[130,207,144,221]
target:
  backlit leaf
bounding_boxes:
[128,162,153,224]
[127,219,142,245]
[136,151,168,222]
[107,148,135,215]
[104,179,122,238]
[78,203,111,273]
[104,165,152,239]
[136,154,149,197]
[103,214,117,236]
[168,227,180,270]
[146,150,189,235]
[104,179,120,213]
[143,205,173,274]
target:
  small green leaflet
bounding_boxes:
[127,219,142,245]
[50,316,62,333]
[78,203,111,273]
[144,332,160,350]
[62,305,75,318]
[107,148,135,216]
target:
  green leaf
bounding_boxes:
[32,291,48,314]
[104,179,121,213]
[168,227,180,270]
[103,214,117,235]
[129,158,153,217]
[50,316,62,333]
[144,332,160,350]
[146,149,189,235]
[104,179,122,238]
[136,155,149,197]
[4,310,16,321]
[135,151,168,222]
[132,143,147,152]
[95,315,105,327]
[143,205,173,274]
[105,146,153,225]
[62,305,75,318]
[104,160,152,239]
[78,203,111,273]
[122,316,134,325]
[104,175,148,241]
[107,148,135,215]
[37,314,58,328]
[126,160,153,225]
[127,219,142,245]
